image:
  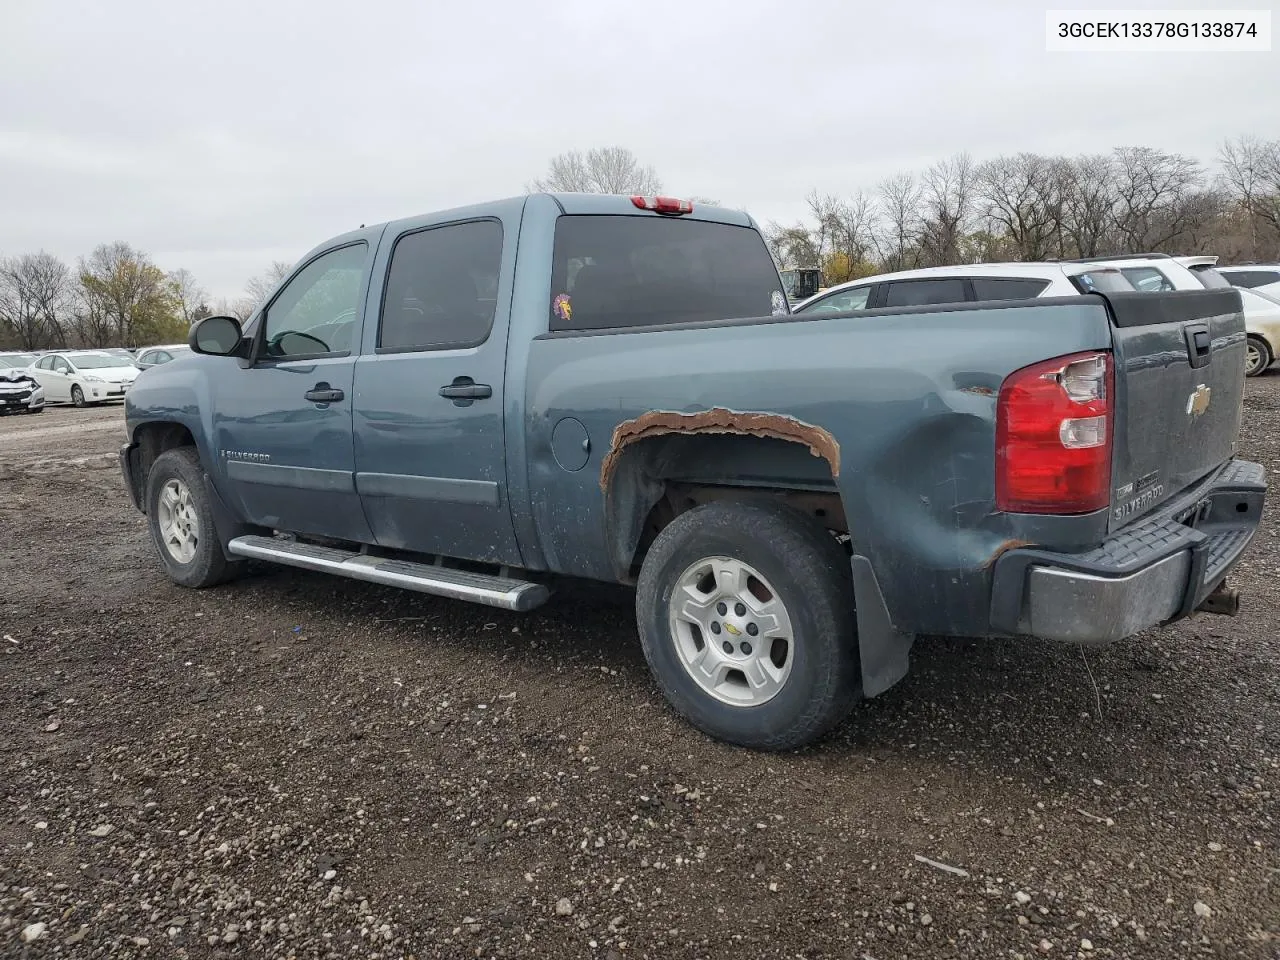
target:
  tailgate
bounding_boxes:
[1103,288,1246,532]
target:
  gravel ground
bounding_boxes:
[1,389,1278,960]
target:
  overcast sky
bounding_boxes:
[1,0,1276,301]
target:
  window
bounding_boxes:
[971,277,1050,301]
[378,220,504,351]
[884,278,968,308]
[1072,270,1134,294]
[1189,267,1231,290]
[797,285,872,314]
[549,215,785,331]
[53,357,71,373]
[36,356,53,370]
[1120,266,1175,292]
[1226,269,1280,289]
[262,243,367,358]
[68,353,134,369]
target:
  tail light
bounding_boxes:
[631,196,694,215]
[996,351,1113,514]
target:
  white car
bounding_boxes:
[790,260,1135,315]
[27,351,140,406]
[1214,264,1280,299]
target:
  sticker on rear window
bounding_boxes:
[552,293,572,324]
[771,290,787,316]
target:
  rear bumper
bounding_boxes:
[990,459,1266,645]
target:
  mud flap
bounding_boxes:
[850,555,914,697]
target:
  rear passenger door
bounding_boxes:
[353,205,524,565]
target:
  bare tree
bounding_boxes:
[243,260,292,310]
[529,147,663,195]
[0,252,71,349]
[873,173,923,272]
[977,153,1064,261]
[1059,154,1117,258]
[1219,136,1280,257]
[168,268,208,326]
[919,153,976,266]
[1110,147,1204,252]
[763,222,822,269]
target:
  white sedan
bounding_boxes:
[27,351,140,406]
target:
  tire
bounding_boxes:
[1245,335,1273,378]
[71,385,86,407]
[144,447,243,588]
[636,500,860,751]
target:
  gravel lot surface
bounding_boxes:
[1,390,1278,959]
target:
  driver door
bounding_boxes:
[209,235,381,543]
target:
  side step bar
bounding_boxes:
[226,535,551,612]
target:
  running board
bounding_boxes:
[226,535,550,612]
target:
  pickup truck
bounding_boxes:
[120,193,1267,750]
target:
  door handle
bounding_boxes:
[1183,322,1212,369]
[439,377,493,403]
[304,383,345,403]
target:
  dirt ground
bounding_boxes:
[1,389,1277,960]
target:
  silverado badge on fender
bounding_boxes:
[1187,384,1212,417]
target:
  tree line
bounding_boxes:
[766,136,1280,285]
[0,245,289,352]
[6,138,1277,350]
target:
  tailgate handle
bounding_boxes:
[1184,323,1212,369]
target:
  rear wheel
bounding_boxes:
[1245,335,1273,378]
[70,385,86,407]
[145,447,243,588]
[635,500,860,751]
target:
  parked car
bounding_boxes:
[0,361,44,415]
[120,193,1265,751]
[1215,264,1280,299]
[0,352,38,368]
[1178,256,1280,376]
[28,350,140,406]
[134,344,191,370]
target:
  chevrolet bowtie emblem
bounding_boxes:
[723,623,741,637]
[1187,384,1211,417]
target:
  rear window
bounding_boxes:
[971,277,1050,301]
[1071,269,1135,294]
[1224,269,1280,288]
[1189,266,1232,289]
[549,215,785,331]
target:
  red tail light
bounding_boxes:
[630,195,694,215]
[996,351,1113,514]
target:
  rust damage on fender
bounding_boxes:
[985,538,1034,568]
[599,407,841,491]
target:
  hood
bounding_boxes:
[88,367,139,383]
[0,368,35,384]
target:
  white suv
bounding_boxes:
[790,260,1135,315]
[1215,264,1280,299]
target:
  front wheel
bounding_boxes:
[1246,335,1273,378]
[70,385,86,407]
[145,447,243,588]
[636,500,860,751]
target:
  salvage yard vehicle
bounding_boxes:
[27,350,140,406]
[134,344,191,370]
[120,193,1267,750]
[0,363,44,414]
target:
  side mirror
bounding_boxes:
[189,315,244,357]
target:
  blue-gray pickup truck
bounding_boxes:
[121,193,1266,750]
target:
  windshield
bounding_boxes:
[69,353,137,369]
[0,355,35,367]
